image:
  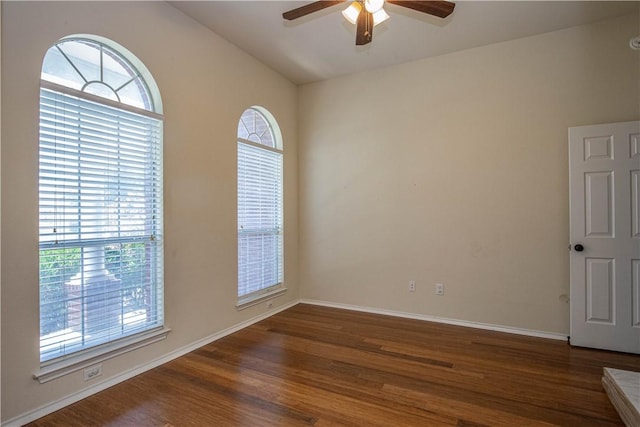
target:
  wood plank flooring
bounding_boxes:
[28,304,640,426]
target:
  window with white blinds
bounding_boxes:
[237,108,284,303]
[38,37,164,363]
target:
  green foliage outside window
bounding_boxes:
[39,242,150,336]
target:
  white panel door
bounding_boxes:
[569,121,640,353]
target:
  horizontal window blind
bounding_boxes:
[39,87,163,362]
[237,140,283,299]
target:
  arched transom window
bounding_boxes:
[41,38,155,111]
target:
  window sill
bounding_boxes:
[34,327,171,384]
[236,287,287,311]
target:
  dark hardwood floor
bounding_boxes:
[28,303,640,426]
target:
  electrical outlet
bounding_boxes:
[83,364,102,381]
[266,300,274,309]
[409,280,416,292]
[435,283,444,296]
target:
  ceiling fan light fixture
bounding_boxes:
[364,0,384,13]
[342,2,362,25]
[372,8,390,26]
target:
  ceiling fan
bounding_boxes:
[283,0,455,46]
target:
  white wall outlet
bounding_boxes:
[266,300,274,309]
[435,283,444,296]
[83,364,102,381]
[409,280,416,292]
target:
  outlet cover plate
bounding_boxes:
[83,364,102,381]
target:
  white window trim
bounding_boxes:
[40,80,163,120]
[34,327,171,383]
[236,286,287,311]
[237,137,282,154]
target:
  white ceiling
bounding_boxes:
[169,1,639,85]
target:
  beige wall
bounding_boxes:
[1,1,3,422]
[1,1,298,422]
[298,13,640,335]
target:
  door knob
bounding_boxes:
[573,244,584,252]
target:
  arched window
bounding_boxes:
[237,107,284,305]
[38,36,164,364]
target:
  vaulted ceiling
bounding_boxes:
[170,1,639,85]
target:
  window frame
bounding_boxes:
[35,36,168,382]
[236,107,286,309]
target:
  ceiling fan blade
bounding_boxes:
[283,1,344,20]
[387,1,455,18]
[355,10,373,45]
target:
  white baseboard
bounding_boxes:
[300,299,567,341]
[3,300,298,427]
